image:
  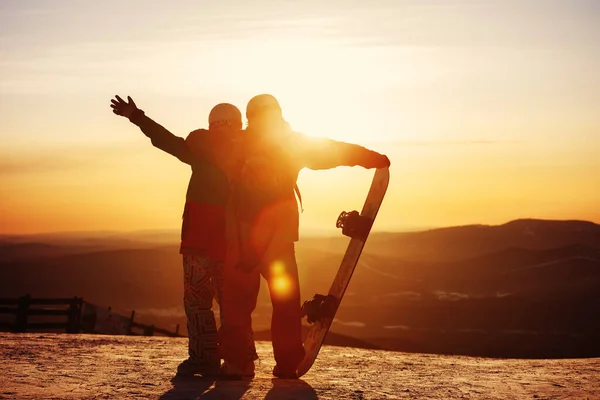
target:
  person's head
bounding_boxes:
[208,103,242,131]
[245,94,284,131]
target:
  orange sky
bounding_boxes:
[1,1,599,235]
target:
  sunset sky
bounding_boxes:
[1,0,599,235]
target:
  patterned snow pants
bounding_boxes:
[182,254,223,368]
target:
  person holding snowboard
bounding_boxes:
[217,94,391,379]
[109,95,250,378]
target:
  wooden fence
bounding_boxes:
[0,294,182,337]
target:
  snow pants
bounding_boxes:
[182,254,222,368]
[219,232,305,372]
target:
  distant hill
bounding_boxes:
[2,218,599,303]
[368,244,600,298]
[361,218,600,262]
[5,218,598,263]
[429,244,600,296]
[0,246,184,310]
[0,242,68,262]
[1,218,599,358]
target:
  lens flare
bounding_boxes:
[272,275,291,296]
[270,260,291,297]
[271,261,284,275]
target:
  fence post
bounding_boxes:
[15,294,31,333]
[128,311,135,335]
[77,297,83,331]
[144,325,155,336]
[66,296,80,333]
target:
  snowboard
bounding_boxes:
[297,167,390,377]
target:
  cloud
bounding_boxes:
[380,291,422,301]
[325,1,600,50]
[0,143,138,176]
[332,319,366,328]
[361,139,523,148]
[0,155,87,175]
[383,325,410,330]
[433,290,469,301]
[393,140,501,146]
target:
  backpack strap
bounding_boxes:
[294,183,304,213]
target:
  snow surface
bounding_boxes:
[1,333,599,399]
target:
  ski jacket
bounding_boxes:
[229,122,386,245]
[130,110,236,261]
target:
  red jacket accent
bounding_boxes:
[180,200,227,261]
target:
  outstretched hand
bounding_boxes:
[110,95,139,119]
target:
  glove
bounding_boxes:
[360,152,390,169]
[110,95,144,122]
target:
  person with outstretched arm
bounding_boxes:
[110,95,248,378]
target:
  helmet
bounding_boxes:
[208,103,242,130]
[246,94,282,121]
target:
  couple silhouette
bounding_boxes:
[110,93,390,380]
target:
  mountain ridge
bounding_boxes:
[1,218,598,358]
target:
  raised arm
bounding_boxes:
[293,133,390,170]
[110,95,193,165]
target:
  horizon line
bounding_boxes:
[1,217,598,238]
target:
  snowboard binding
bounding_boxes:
[336,210,373,241]
[301,294,338,324]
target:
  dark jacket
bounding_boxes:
[232,122,385,250]
[130,110,234,260]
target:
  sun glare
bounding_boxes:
[272,276,291,297]
[270,260,292,297]
[223,36,399,144]
[271,261,285,275]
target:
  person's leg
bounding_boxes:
[218,238,260,378]
[212,258,224,326]
[177,254,220,376]
[260,240,305,377]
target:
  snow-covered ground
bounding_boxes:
[1,333,598,399]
